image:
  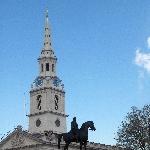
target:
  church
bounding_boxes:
[0,10,122,150]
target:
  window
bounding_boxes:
[36,119,41,127]
[46,63,49,71]
[55,119,60,127]
[37,95,42,110]
[54,95,59,110]
[52,64,54,72]
[41,64,43,72]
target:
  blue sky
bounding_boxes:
[0,0,150,145]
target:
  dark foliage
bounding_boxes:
[116,105,150,150]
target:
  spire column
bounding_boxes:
[38,10,57,77]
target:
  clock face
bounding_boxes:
[53,77,61,87]
[35,77,43,87]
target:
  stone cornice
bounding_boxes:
[2,142,122,150]
[3,143,50,150]
[30,86,65,94]
[27,110,68,118]
[37,56,57,61]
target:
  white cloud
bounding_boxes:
[147,37,150,49]
[135,49,150,73]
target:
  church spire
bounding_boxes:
[29,10,67,134]
[43,9,52,51]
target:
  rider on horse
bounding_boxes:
[71,117,78,142]
[58,120,96,150]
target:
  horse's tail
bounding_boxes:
[58,134,63,149]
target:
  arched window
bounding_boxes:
[46,63,49,71]
[54,95,59,110]
[52,64,54,72]
[37,95,42,110]
[41,64,43,72]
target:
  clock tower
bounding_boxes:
[28,10,67,134]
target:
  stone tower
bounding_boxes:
[28,10,67,134]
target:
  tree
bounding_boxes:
[116,105,150,150]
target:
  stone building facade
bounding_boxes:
[0,126,122,150]
[0,10,122,150]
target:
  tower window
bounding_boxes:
[37,95,42,110]
[54,95,59,110]
[52,64,54,72]
[46,63,49,71]
[36,119,41,127]
[55,119,60,127]
[41,64,43,72]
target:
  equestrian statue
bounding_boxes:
[58,117,96,150]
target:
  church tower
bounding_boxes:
[28,10,67,134]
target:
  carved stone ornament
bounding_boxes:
[11,132,25,147]
[44,131,54,141]
[55,119,60,127]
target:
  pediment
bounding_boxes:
[0,129,45,150]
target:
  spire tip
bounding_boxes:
[46,9,48,18]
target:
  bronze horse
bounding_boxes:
[58,121,96,150]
